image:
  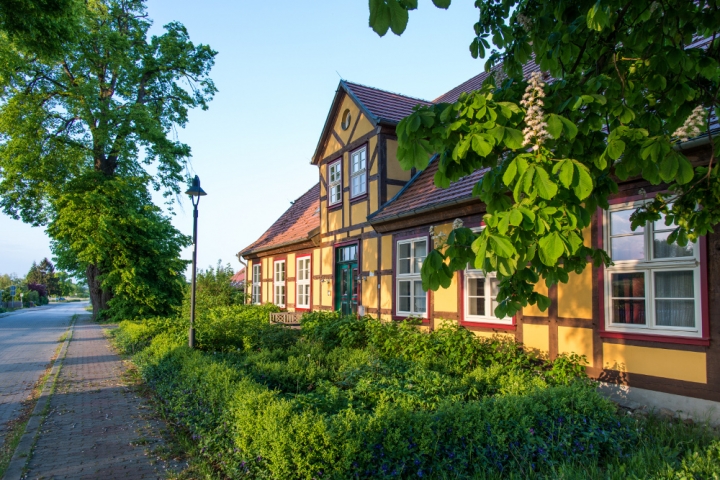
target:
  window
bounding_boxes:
[464,269,509,324]
[274,260,286,307]
[396,237,427,317]
[341,109,351,130]
[296,256,311,309]
[604,202,701,337]
[252,264,261,305]
[328,160,342,206]
[350,147,367,198]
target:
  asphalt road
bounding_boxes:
[0,302,88,444]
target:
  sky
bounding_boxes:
[0,0,486,278]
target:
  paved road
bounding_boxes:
[0,303,86,444]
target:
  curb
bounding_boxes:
[2,318,76,480]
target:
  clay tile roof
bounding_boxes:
[369,158,488,223]
[343,81,433,124]
[239,184,320,257]
[231,268,245,285]
[434,60,541,104]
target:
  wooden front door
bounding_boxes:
[335,244,358,315]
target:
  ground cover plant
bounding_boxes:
[114,307,720,479]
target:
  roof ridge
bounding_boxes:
[342,80,432,104]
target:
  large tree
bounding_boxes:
[0,0,82,58]
[0,0,216,318]
[368,0,720,317]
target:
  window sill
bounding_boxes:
[460,320,516,330]
[328,202,342,211]
[600,331,709,346]
[393,314,429,324]
[350,193,368,204]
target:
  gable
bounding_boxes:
[319,91,376,162]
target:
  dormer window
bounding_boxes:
[350,146,367,198]
[328,159,342,206]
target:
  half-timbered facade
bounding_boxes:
[239,72,720,418]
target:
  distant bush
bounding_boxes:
[180,262,246,318]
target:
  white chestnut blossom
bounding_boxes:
[452,218,464,230]
[429,225,447,247]
[521,71,550,151]
[673,105,707,142]
[516,13,532,32]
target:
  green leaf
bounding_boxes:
[503,158,517,186]
[677,157,694,185]
[498,213,510,234]
[607,139,625,160]
[559,116,578,139]
[534,167,558,199]
[432,0,451,7]
[489,234,515,258]
[572,162,593,200]
[387,0,410,35]
[488,125,505,143]
[557,160,574,188]
[660,153,679,182]
[538,232,565,266]
[509,209,523,226]
[547,114,562,139]
[369,0,391,36]
[503,127,524,149]
[471,134,492,156]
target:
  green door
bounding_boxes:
[334,244,358,315]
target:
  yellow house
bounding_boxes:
[239,76,720,416]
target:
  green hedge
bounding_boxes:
[113,307,650,478]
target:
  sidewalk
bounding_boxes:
[17,317,171,480]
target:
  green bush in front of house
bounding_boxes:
[113,306,689,478]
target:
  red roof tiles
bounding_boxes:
[343,81,432,124]
[369,158,488,223]
[239,184,320,257]
[434,60,541,104]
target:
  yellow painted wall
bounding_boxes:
[387,185,402,200]
[558,269,593,319]
[323,136,342,159]
[380,275,393,310]
[321,279,332,307]
[523,281,549,317]
[386,139,411,180]
[434,272,458,313]
[349,229,362,237]
[603,344,707,383]
[313,252,321,280]
[523,323,549,355]
[558,326,593,366]
[363,238,378,272]
[287,253,296,278]
[381,234,393,270]
[473,330,515,340]
[351,202,367,225]
[362,280,377,310]
[369,180,379,213]
[329,210,342,232]
[343,191,350,227]
[313,279,320,307]
[369,138,379,175]
[335,96,361,145]
[322,246,333,276]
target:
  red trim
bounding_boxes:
[457,269,517,329]
[599,331,710,346]
[349,144,369,200]
[295,253,312,312]
[596,204,709,344]
[327,158,342,209]
[392,232,431,324]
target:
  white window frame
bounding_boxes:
[604,201,702,338]
[328,160,342,206]
[252,264,262,305]
[296,255,311,310]
[463,226,510,325]
[350,146,367,198]
[274,260,286,307]
[396,237,428,318]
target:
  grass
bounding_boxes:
[0,325,71,478]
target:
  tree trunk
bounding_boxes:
[86,263,113,319]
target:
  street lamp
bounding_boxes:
[185,175,207,349]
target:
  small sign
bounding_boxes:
[9,285,16,296]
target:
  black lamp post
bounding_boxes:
[185,175,207,348]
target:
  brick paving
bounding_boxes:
[22,317,171,480]
[0,304,80,445]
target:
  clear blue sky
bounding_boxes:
[0,0,484,277]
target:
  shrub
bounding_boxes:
[114,307,649,479]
